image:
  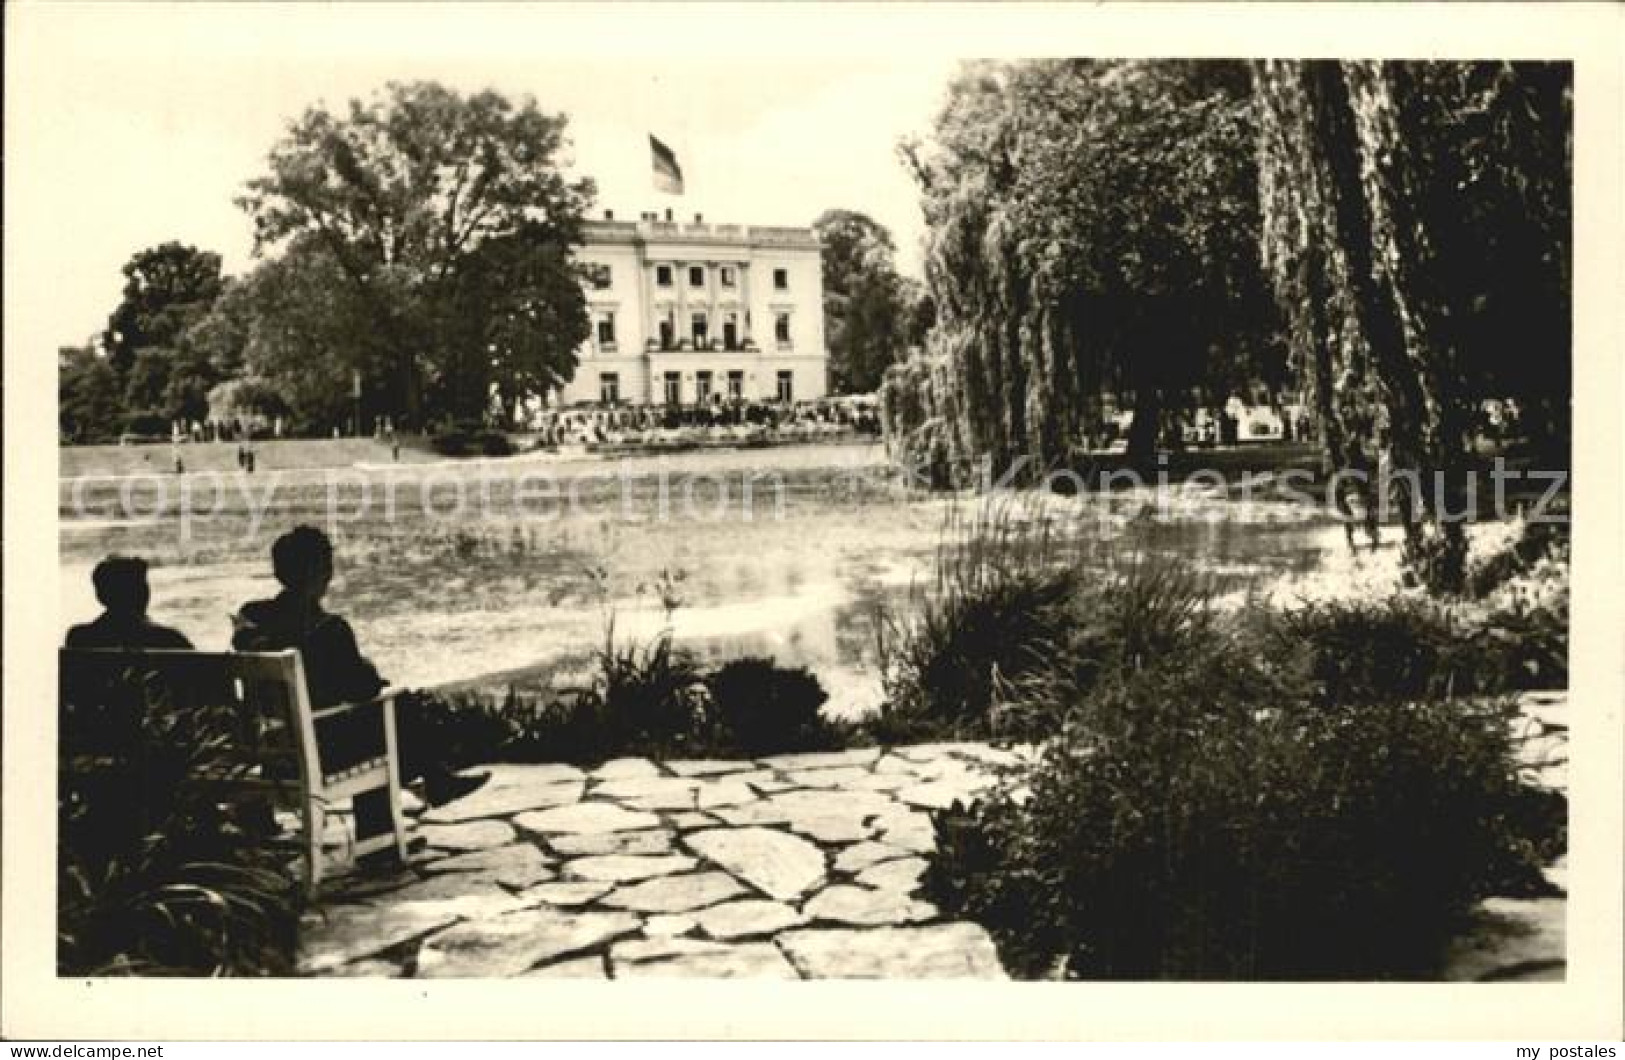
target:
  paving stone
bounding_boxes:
[420,843,555,889]
[856,856,928,893]
[592,758,662,779]
[517,880,614,908]
[298,902,462,973]
[318,958,403,978]
[847,773,914,793]
[601,871,747,914]
[384,875,527,920]
[760,749,882,771]
[611,936,734,963]
[667,812,721,831]
[420,781,584,824]
[516,802,661,835]
[894,742,985,763]
[415,907,640,978]
[1440,895,1567,982]
[874,753,925,775]
[522,955,610,978]
[802,885,937,926]
[399,790,426,818]
[483,762,587,786]
[419,819,516,852]
[644,914,699,937]
[665,760,755,777]
[834,841,914,874]
[615,941,800,979]
[789,815,875,844]
[778,923,1007,978]
[783,766,874,789]
[594,775,700,801]
[897,779,988,811]
[685,827,827,902]
[564,853,698,882]
[692,780,757,810]
[547,828,675,857]
[870,809,938,853]
[716,769,786,791]
[715,789,896,832]
[694,900,807,940]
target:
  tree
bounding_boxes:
[903,60,1279,472]
[59,345,123,443]
[238,81,594,426]
[1250,60,1568,592]
[814,210,916,394]
[104,243,224,378]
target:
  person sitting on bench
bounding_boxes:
[66,555,194,651]
[232,526,487,851]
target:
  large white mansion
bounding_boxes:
[553,210,829,407]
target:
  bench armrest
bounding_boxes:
[310,690,396,722]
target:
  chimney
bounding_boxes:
[694,213,704,224]
[665,208,673,222]
[604,209,614,221]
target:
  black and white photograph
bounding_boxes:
[5,0,1622,1043]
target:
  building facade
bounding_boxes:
[555,211,829,407]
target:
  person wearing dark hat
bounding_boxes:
[66,556,194,651]
[233,526,487,850]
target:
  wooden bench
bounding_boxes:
[59,648,410,896]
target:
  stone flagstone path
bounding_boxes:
[299,743,1021,978]
[300,691,1567,980]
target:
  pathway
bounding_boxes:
[299,742,1018,978]
[299,691,1568,980]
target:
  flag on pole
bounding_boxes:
[650,134,684,195]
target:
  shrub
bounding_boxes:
[59,678,303,976]
[429,422,515,458]
[924,633,1564,980]
[1264,596,1487,704]
[872,500,1086,741]
[708,657,835,756]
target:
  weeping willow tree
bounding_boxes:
[1252,60,1569,592]
[898,60,1281,482]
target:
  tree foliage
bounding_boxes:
[1252,60,1570,592]
[902,60,1277,472]
[237,81,594,426]
[813,209,919,394]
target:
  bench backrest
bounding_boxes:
[59,648,322,798]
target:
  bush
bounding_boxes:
[1264,596,1487,704]
[59,677,303,976]
[429,422,515,458]
[708,657,835,756]
[924,632,1565,980]
[872,500,1085,742]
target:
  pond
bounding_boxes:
[61,440,1395,718]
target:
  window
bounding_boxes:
[720,266,736,288]
[695,371,713,405]
[722,315,739,351]
[773,268,789,290]
[691,311,708,347]
[588,264,612,290]
[689,265,705,288]
[663,371,682,405]
[727,370,744,399]
[658,319,675,350]
[656,265,673,287]
[599,373,620,404]
[596,315,616,349]
[776,370,794,404]
[774,313,792,346]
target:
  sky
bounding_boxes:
[8,5,958,357]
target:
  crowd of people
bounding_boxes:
[531,398,882,447]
